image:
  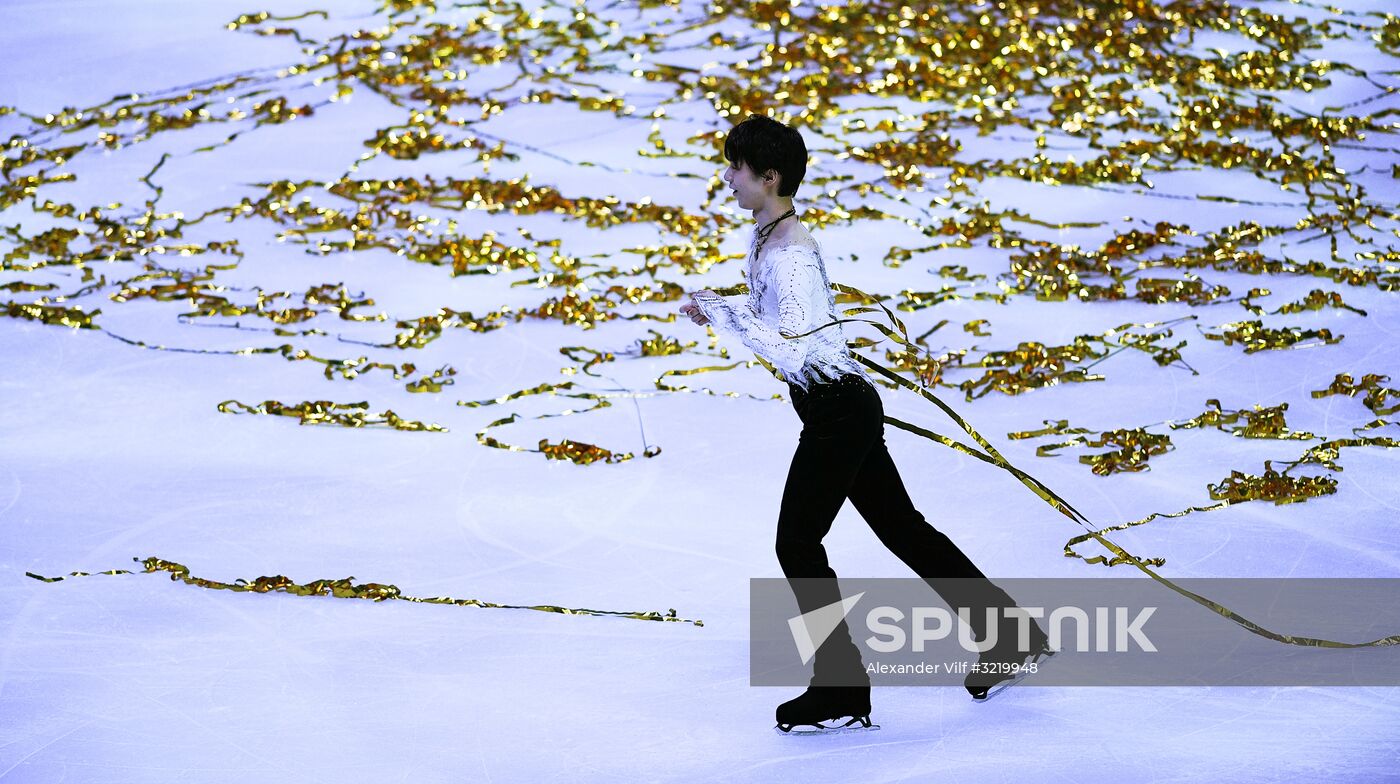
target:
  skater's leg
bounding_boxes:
[845,430,1031,647]
[777,379,882,686]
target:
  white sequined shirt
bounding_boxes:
[690,225,875,392]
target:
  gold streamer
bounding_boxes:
[1027,427,1175,476]
[1061,503,1230,568]
[1207,461,1337,505]
[1169,399,1316,440]
[1311,372,1399,417]
[406,364,456,392]
[28,556,701,626]
[217,399,446,431]
[1203,319,1344,353]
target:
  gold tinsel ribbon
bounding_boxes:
[718,280,1400,649]
[27,556,702,626]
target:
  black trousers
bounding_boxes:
[778,373,1024,686]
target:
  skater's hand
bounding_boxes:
[680,291,713,326]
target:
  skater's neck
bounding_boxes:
[751,199,803,250]
[752,196,795,229]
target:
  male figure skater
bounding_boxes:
[680,115,1050,734]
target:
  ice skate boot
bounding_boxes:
[965,622,1056,703]
[774,685,879,735]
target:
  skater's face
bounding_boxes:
[723,158,779,211]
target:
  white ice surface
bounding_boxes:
[2,1,1399,782]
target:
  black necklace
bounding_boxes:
[753,207,796,262]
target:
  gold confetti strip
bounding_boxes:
[1272,288,1368,317]
[217,399,446,431]
[1353,419,1398,434]
[458,381,578,408]
[1032,413,1398,563]
[1169,399,1317,440]
[1028,427,1175,476]
[2,300,100,329]
[124,280,389,325]
[454,328,743,464]
[27,556,700,626]
[1379,13,1400,56]
[653,363,783,398]
[1311,372,1400,417]
[1007,419,1093,441]
[0,281,58,293]
[882,346,956,388]
[936,264,986,282]
[895,288,966,312]
[1107,320,1198,372]
[225,9,329,32]
[405,364,456,393]
[877,316,1199,396]
[1202,319,1343,353]
[557,346,624,377]
[98,327,419,381]
[632,328,694,357]
[476,405,661,465]
[25,567,136,581]
[1234,287,1274,316]
[1,170,77,211]
[1134,277,1232,306]
[468,366,651,464]
[540,437,661,464]
[962,319,991,336]
[520,290,681,329]
[385,307,510,348]
[240,176,715,266]
[957,337,1109,400]
[1061,501,1239,569]
[1276,436,1400,474]
[283,349,415,381]
[1207,461,1338,505]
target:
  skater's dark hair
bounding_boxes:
[723,115,807,198]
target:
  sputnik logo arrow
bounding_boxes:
[787,591,866,665]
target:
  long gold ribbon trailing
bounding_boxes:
[1059,502,1232,568]
[27,556,702,626]
[862,353,1400,648]
[769,281,1400,649]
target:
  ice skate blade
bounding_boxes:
[774,715,880,736]
[969,646,1058,704]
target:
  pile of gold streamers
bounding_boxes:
[1009,420,1175,475]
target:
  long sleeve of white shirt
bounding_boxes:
[689,241,872,392]
[691,246,815,376]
